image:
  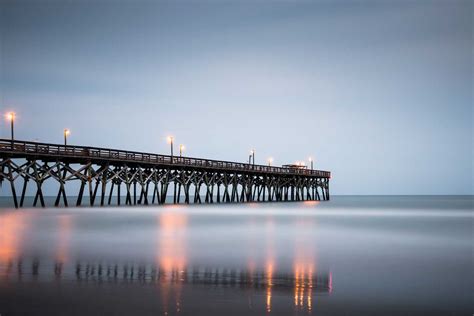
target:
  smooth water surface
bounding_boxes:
[0,196,472,315]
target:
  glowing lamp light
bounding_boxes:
[6,112,15,121]
[267,157,273,166]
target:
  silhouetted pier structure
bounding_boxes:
[0,139,330,208]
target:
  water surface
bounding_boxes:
[0,196,472,315]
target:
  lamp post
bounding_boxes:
[64,129,70,146]
[267,157,273,166]
[167,136,174,157]
[179,144,185,157]
[6,112,15,145]
[250,149,255,165]
[309,157,313,170]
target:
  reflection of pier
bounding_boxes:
[0,259,332,294]
[0,205,328,313]
[1,258,331,314]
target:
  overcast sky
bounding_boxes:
[1,0,472,195]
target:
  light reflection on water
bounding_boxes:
[0,196,472,315]
[158,209,187,315]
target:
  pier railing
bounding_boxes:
[0,139,330,178]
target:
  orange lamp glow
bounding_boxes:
[6,112,15,121]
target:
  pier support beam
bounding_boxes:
[0,158,330,208]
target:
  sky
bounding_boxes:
[0,0,472,195]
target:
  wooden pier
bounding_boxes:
[0,139,330,208]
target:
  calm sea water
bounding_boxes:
[0,196,472,315]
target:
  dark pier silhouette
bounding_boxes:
[0,139,330,208]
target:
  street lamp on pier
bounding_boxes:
[267,157,273,166]
[167,136,174,157]
[6,112,15,145]
[179,144,185,157]
[249,149,255,165]
[308,157,314,170]
[64,129,70,146]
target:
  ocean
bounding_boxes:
[0,196,472,315]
